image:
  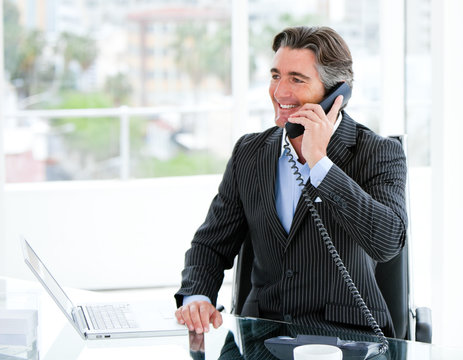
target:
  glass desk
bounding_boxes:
[1,276,463,359]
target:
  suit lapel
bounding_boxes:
[288,112,357,241]
[326,112,357,165]
[256,127,288,247]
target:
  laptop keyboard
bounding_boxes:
[86,304,138,330]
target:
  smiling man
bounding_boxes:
[175,26,408,339]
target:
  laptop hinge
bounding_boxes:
[73,306,90,331]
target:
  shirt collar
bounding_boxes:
[280,112,343,157]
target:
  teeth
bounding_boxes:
[280,104,297,109]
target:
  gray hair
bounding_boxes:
[272,26,354,93]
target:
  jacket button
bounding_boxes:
[286,269,294,278]
[284,314,293,322]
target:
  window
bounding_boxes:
[3,0,232,181]
[3,0,394,183]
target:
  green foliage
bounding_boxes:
[171,21,232,95]
[57,32,98,91]
[133,151,227,178]
[3,0,22,80]
[50,92,120,158]
[4,0,48,98]
[3,0,99,103]
[170,13,325,89]
[47,93,229,178]
[53,91,112,109]
[59,32,98,71]
[104,73,133,106]
[127,117,227,178]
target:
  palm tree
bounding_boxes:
[171,21,232,97]
[3,0,22,81]
[59,32,98,72]
[58,32,98,90]
[104,72,133,106]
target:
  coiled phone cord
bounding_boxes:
[283,136,389,355]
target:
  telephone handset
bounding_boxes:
[283,90,389,355]
[285,82,352,139]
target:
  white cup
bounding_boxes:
[293,344,343,360]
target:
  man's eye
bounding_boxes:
[292,77,303,83]
[271,74,280,80]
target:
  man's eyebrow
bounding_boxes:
[269,68,311,81]
[289,71,311,81]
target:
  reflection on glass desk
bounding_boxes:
[204,315,463,360]
[2,276,463,359]
[35,313,463,360]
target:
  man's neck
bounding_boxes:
[289,136,306,164]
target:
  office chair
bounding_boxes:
[230,135,432,343]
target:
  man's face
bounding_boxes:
[269,47,326,128]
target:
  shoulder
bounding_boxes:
[233,126,282,155]
[342,113,404,155]
[358,127,404,158]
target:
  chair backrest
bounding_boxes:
[230,232,253,316]
[230,135,411,340]
[380,135,411,339]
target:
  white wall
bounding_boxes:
[431,0,463,347]
[0,0,6,277]
[5,175,229,290]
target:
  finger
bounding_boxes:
[210,310,223,329]
[326,95,344,121]
[287,113,324,133]
[199,303,212,333]
[289,110,322,124]
[189,303,205,334]
[289,102,318,117]
[181,305,195,332]
[298,102,319,112]
[290,103,329,124]
[175,308,185,325]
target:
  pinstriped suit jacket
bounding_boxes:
[175,112,408,337]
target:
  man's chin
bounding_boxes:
[274,115,288,129]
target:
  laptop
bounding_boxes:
[21,236,188,339]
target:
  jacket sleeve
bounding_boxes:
[175,135,249,307]
[314,136,408,262]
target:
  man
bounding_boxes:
[175,26,407,338]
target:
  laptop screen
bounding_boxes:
[21,237,75,322]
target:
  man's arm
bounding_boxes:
[175,135,250,332]
[315,137,407,262]
[288,97,406,261]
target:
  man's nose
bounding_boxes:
[273,79,291,99]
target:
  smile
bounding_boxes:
[279,104,298,109]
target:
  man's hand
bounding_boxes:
[287,95,343,168]
[175,301,223,334]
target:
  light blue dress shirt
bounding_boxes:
[275,132,333,233]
